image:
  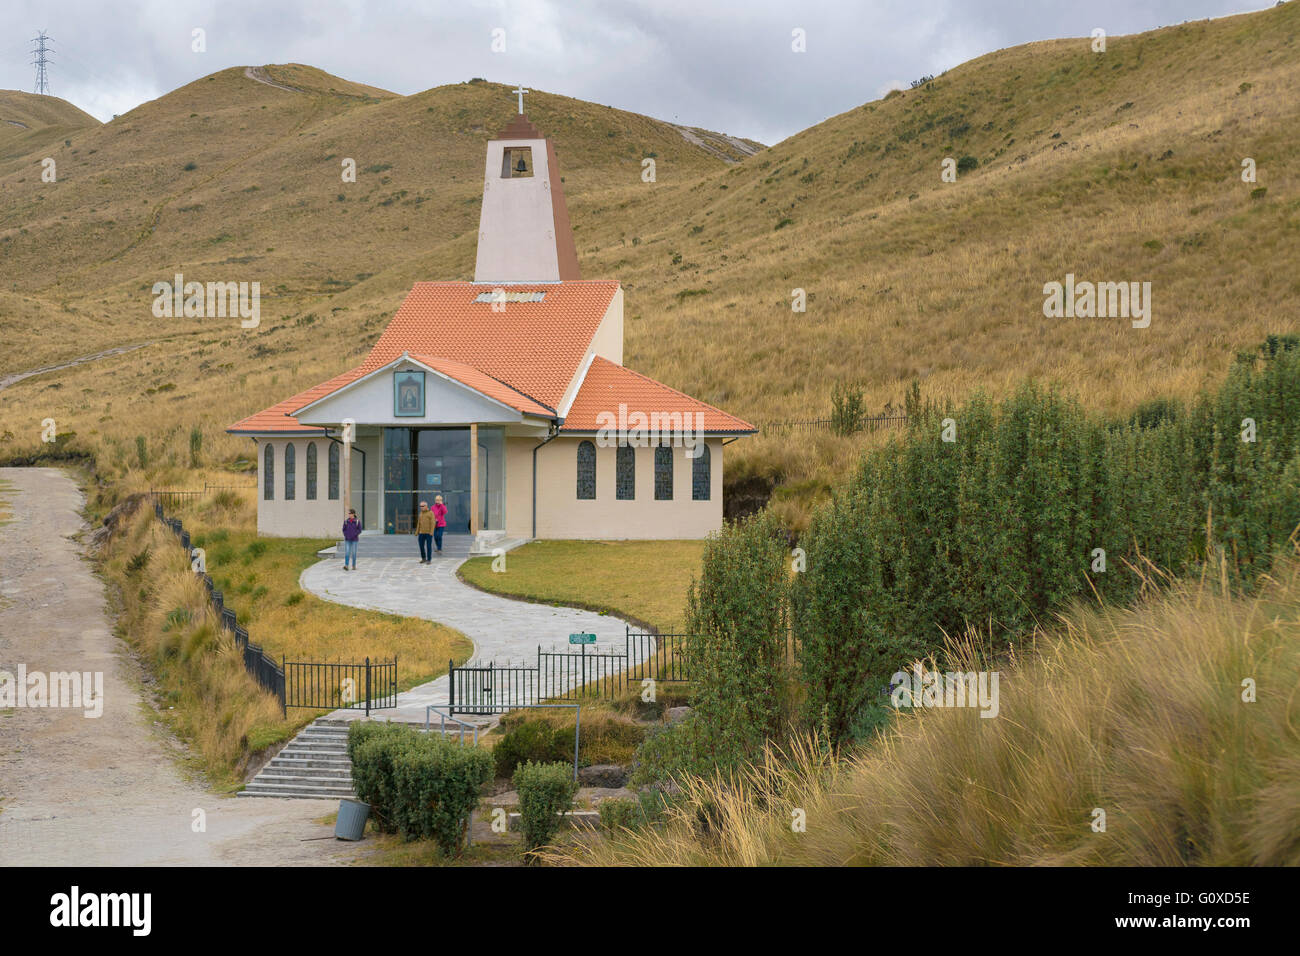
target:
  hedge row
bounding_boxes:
[678,339,1300,751]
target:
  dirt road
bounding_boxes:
[0,467,368,866]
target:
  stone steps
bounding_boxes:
[239,719,357,800]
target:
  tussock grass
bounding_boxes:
[545,553,1300,866]
[106,504,289,786]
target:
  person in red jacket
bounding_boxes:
[432,495,447,554]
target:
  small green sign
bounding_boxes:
[568,633,597,645]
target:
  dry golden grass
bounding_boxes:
[1,7,1298,511]
[545,550,1300,866]
[164,491,473,688]
[105,503,290,787]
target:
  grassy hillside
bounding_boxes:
[0,89,99,159]
[1,6,1298,505]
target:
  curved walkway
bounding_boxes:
[299,555,639,724]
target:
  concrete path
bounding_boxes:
[0,467,369,865]
[299,555,639,724]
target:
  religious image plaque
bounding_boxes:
[393,370,425,417]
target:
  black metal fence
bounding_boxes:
[449,661,538,715]
[153,500,286,711]
[149,483,256,510]
[447,626,691,716]
[625,629,690,683]
[151,499,396,717]
[760,413,908,437]
[284,657,398,717]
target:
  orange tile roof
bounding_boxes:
[405,354,555,417]
[227,365,368,434]
[562,357,756,434]
[363,280,620,409]
[227,280,618,434]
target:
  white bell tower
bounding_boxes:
[473,90,581,284]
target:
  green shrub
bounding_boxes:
[630,718,709,785]
[348,722,493,855]
[598,798,641,833]
[684,509,792,772]
[830,380,866,435]
[513,761,578,858]
[789,345,1300,744]
[347,722,409,833]
[492,719,571,778]
[391,734,494,854]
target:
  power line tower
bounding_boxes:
[30,31,54,95]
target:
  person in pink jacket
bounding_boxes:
[432,495,448,554]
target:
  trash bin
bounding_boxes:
[336,798,370,841]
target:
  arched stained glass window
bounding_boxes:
[306,442,318,500]
[692,444,711,501]
[328,443,340,500]
[284,443,296,500]
[616,445,635,500]
[263,444,275,500]
[654,446,673,500]
[577,440,596,500]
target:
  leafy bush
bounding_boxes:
[513,761,578,858]
[347,722,409,832]
[831,380,866,435]
[956,155,978,172]
[392,734,494,853]
[598,798,642,833]
[492,720,571,778]
[494,713,644,776]
[684,509,792,772]
[630,718,710,785]
[348,722,493,855]
[791,344,1300,743]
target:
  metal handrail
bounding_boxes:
[423,705,480,745]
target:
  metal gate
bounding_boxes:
[284,657,398,716]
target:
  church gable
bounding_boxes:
[293,356,549,427]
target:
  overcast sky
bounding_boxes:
[1,0,1276,145]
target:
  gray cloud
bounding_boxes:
[1,0,1275,144]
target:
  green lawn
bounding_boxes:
[458,540,705,633]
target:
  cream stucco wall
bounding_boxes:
[530,436,723,539]
[253,435,379,537]
[255,432,724,540]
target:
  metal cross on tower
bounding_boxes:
[30,31,54,95]
[512,85,528,114]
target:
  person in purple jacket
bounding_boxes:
[342,509,360,570]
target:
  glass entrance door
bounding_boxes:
[382,427,493,534]
[416,429,471,533]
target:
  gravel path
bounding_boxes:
[299,556,639,724]
[0,468,369,866]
